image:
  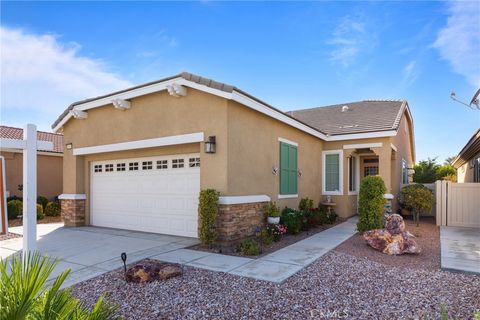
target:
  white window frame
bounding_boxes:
[347,155,360,195]
[401,158,408,185]
[322,149,344,196]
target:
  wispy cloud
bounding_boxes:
[434,1,480,87]
[327,15,375,68]
[0,26,132,130]
[402,60,419,86]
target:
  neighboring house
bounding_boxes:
[452,128,480,183]
[52,72,415,240]
[0,126,64,200]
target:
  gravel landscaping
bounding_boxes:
[0,232,22,241]
[73,250,480,319]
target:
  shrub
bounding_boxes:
[36,196,49,210]
[36,204,45,220]
[357,175,386,232]
[327,210,338,224]
[270,224,287,241]
[298,197,314,212]
[258,228,274,245]
[7,200,22,219]
[264,201,280,217]
[281,210,303,234]
[198,189,220,247]
[7,195,22,202]
[238,239,261,256]
[281,206,295,216]
[307,208,323,226]
[0,251,121,319]
[44,201,61,217]
[399,184,434,226]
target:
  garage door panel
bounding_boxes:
[91,154,200,237]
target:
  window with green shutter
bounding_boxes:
[279,142,298,195]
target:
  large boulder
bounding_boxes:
[125,260,182,283]
[363,214,420,255]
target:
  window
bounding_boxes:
[189,157,200,168]
[348,156,356,193]
[364,166,379,176]
[279,141,298,195]
[105,164,114,172]
[474,156,480,183]
[172,158,184,169]
[157,160,168,169]
[142,161,153,170]
[401,159,408,185]
[117,163,126,171]
[129,162,139,171]
[323,150,343,195]
[94,164,102,173]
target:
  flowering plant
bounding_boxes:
[268,224,287,242]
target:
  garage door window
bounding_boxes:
[105,164,114,172]
[142,161,153,170]
[129,162,139,171]
[172,159,184,168]
[157,160,168,169]
[94,164,102,173]
[117,163,126,171]
[189,157,200,168]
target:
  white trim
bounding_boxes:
[347,155,360,195]
[343,142,383,150]
[73,132,204,156]
[278,137,298,147]
[0,139,54,152]
[218,195,271,205]
[390,143,398,152]
[322,149,344,196]
[278,194,298,199]
[58,194,87,200]
[328,130,397,141]
[0,156,7,233]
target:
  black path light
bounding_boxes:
[121,252,127,278]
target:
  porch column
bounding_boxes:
[60,148,86,226]
[371,146,392,193]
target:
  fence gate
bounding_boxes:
[436,181,480,227]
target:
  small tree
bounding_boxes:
[413,158,439,183]
[198,189,220,247]
[399,184,434,226]
[357,175,386,232]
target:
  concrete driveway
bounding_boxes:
[0,223,199,287]
[441,226,480,274]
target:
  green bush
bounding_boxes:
[307,208,323,226]
[198,189,220,247]
[7,200,22,220]
[258,228,274,245]
[238,239,261,256]
[264,201,280,217]
[44,202,61,217]
[36,204,44,220]
[399,184,434,226]
[357,175,386,232]
[281,210,303,234]
[36,196,49,210]
[0,251,121,319]
[298,197,314,212]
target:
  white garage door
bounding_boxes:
[90,153,200,237]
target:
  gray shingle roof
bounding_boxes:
[287,100,406,136]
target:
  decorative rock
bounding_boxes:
[363,214,420,255]
[125,260,182,283]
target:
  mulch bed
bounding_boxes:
[334,216,440,271]
[189,219,344,258]
[7,215,63,227]
[72,250,480,320]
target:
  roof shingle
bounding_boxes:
[0,125,64,153]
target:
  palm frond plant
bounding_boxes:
[0,251,122,320]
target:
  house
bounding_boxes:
[452,128,480,183]
[0,126,64,200]
[52,72,415,240]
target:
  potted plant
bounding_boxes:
[398,184,434,226]
[265,201,280,224]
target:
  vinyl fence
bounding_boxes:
[436,180,480,227]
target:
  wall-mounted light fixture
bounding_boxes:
[66,143,73,150]
[272,166,279,175]
[204,136,216,154]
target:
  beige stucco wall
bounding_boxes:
[0,151,63,200]
[457,161,475,183]
[226,100,323,210]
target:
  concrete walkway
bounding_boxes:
[1,217,357,286]
[440,226,480,275]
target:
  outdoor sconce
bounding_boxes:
[204,136,216,154]
[272,166,279,175]
[66,143,73,150]
[298,170,303,178]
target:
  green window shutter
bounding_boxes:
[325,154,340,192]
[280,142,298,195]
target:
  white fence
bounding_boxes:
[436,181,480,227]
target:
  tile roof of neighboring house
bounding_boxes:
[452,128,480,168]
[287,100,407,136]
[0,125,64,153]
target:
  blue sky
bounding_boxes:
[1,1,479,163]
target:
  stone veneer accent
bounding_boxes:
[216,201,268,242]
[61,199,86,227]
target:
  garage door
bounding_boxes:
[90,153,200,237]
